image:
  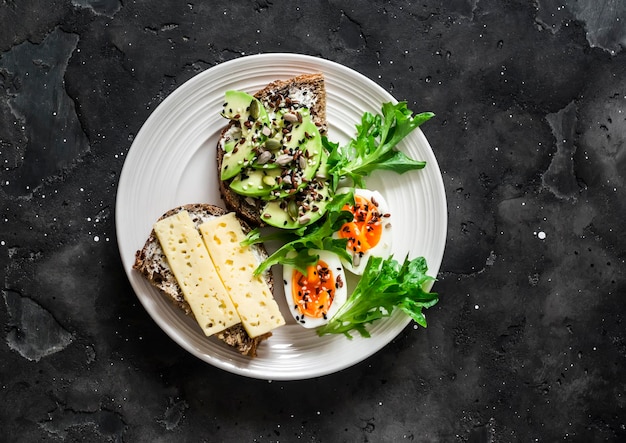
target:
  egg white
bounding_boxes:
[334,188,393,275]
[282,249,348,328]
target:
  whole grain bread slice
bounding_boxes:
[217,73,327,227]
[133,203,273,357]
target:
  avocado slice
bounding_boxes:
[221,90,268,124]
[261,180,332,229]
[220,91,271,181]
[283,116,323,178]
[221,139,255,181]
[229,168,282,198]
[256,113,324,199]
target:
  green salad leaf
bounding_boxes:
[316,255,438,338]
[325,102,434,189]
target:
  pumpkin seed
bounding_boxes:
[262,175,276,186]
[264,138,281,151]
[249,100,260,120]
[287,200,299,220]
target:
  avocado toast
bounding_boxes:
[216,73,329,228]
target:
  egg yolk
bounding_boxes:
[338,194,385,256]
[292,260,336,319]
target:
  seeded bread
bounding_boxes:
[133,203,273,357]
[217,73,327,227]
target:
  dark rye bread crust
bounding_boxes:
[217,73,328,227]
[132,203,273,357]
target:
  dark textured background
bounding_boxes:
[1,0,625,441]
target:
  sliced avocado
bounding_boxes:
[255,114,324,199]
[284,117,323,179]
[270,139,326,201]
[229,168,282,198]
[222,91,268,124]
[261,180,332,229]
[221,139,256,181]
[221,97,330,226]
[315,149,330,181]
[220,91,271,181]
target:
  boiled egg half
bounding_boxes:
[282,249,348,328]
[334,188,393,275]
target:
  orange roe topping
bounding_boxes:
[291,260,335,319]
[338,194,384,255]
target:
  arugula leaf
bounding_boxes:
[280,249,321,275]
[326,102,434,189]
[379,102,434,153]
[248,191,355,276]
[316,255,438,338]
[358,149,426,174]
[241,227,293,248]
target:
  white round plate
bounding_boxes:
[116,53,447,380]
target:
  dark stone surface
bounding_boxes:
[1,0,625,441]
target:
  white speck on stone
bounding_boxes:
[537,231,546,240]
[474,304,479,310]
[94,236,100,242]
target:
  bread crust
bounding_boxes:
[133,203,273,357]
[217,73,327,227]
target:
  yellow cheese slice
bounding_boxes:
[153,211,240,336]
[199,213,285,338]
